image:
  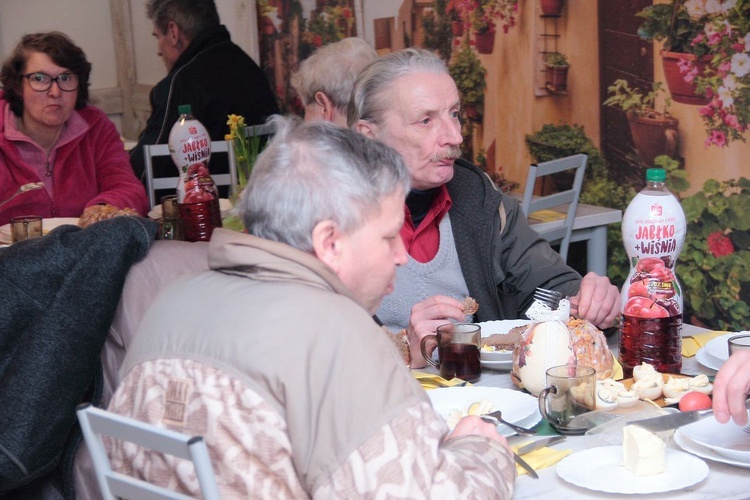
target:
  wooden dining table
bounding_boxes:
[438,324,750,499]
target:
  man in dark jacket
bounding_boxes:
[130,0,278,184]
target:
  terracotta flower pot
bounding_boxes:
[540,0,565,16]
[451,20,464,37]
[474,30,495,54]
[661,51,712,106]
[545,65,569,92]
[626,111,679,167]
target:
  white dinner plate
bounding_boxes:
[704,332,739,362]
[0,217,79,244]
[427,386,539,436]
[696,347,723,371]
[478,319,530,361]
[556,445,708,494]
[679,412,750,462]
[148,198,233,220]
[480,358,513,371]
[675,429,750,468]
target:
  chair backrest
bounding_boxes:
[143,140,237,209]
[76,403,220,500]
[521,153,587,261]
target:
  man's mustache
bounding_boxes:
[431,146,462,162]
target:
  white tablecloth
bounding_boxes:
[474,324,750,499]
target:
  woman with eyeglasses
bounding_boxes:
[0,31,148,227]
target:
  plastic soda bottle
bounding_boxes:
[619,168,687,378]
[168,104,222,241]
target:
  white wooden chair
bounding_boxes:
[521,153,587,261]
[76,403,220,500]
[143,139,237,209]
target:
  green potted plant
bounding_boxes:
[449,39,486,122]
[657,156,750,331]
[636,1,712,106]
[544,51,569,92]
[603,79,679,168]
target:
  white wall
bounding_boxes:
[0,0,120,89]
[0,0,259,137]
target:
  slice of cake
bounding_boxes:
[622,425,666,476]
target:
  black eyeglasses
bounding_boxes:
[22,72,79,92]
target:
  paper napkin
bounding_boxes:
[682,331,729,357]
[528,209,567,223]
[411,370,469,390]
[512,442,572,476]
[612,356,624,381]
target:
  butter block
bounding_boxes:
[622,425,666,476]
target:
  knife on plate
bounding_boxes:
[517,435,567,455]
[629,409,714,432]
[630,398,750,433]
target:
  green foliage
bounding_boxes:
[449,39,486,122]
[545,52,569,67]
[603,79,671,118]
[422,0,453,61]
[636,2,711,56]
[525,123,635,286]
[665,162,750,330]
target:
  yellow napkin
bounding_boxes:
[682,331,729,357]
[411,370,470,390]
[528,209,566,223]
[612,356,624,381]
[512,442,572,476]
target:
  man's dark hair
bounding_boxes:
[146,0,221,39]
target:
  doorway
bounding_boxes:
[598,0,654,188]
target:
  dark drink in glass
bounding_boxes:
[440,342,481,382]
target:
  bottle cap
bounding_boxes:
[178,104,192,115]
[646,168,666,182]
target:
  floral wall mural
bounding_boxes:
[256,0,518,189]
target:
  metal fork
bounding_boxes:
[743,425,750,434]
[480,410,537,436]
[533,288,565,310]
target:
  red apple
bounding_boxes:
[636,257,666,273]
[649,265,675,282]
[624,296,669,318]
[628,279,650,298]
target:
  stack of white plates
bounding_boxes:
[675,413,750,468]
[477,319,530,371]
[696,332,745,371]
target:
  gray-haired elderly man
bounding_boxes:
[349,48,621,366]
[108,116,516,498]
[290,37,377,126]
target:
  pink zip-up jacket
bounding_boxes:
[0,92,148,226]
